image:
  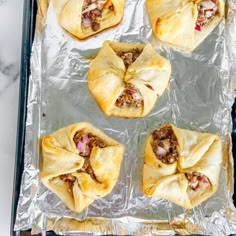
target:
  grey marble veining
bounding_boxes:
[0,1,7,5]
[0,0,24,234]
[0,0,24,90]
[0,60,20,93]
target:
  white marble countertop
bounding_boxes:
[0,0,24,234]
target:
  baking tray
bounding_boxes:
[10,0,236,235]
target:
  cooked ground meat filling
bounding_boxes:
[116,48,142,69]
[82,0,114,32]
[51,132,105,192]
[78,158,99,182]
[195,0,218,31]
[115,83,144,108]
[74,131,106,182]
[59,174,76,193]
[185,172,210,191]
[115,49,143,108]
[151,126,179,164]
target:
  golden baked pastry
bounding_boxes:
[88,41,171,118]
[37,0,49,31]
[143,123,222,209]
[52,0,125,39]
[40,122,124,213]
[146,0,225,51]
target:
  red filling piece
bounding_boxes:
[145,84,154,90]
[195,0,218,31]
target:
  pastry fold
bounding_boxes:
[143,123,222,209]
[146,0,225,51]
[37,0,49,31]
[52,0,125,39]
[41,122,124,213]
[88,41,171,118]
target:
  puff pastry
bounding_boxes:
[88,41,171,118]
[40,122,124,213]
[143,123,222,209]
[146,0,225,51]
[52,0,125,39]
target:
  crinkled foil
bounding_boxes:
[14,0,236,235]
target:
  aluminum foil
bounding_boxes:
[14,0,236,234]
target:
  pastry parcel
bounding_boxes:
[88,41,171,118]
[146,0,225,51]
[143,123,222,209]
[41,122,124,213]
[53,0,125,39]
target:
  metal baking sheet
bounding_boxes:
[13,0,236,235]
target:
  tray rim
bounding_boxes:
[10,0,36,235]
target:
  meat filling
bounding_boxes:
[73,131,106,182]
[151,126,179,164]
[185,172,210,191]
[78,158,99,182]
[115,83,144,108]
[116,48,142,69]
[59,174,76,193]
[51,132,105,193]
[195,0,218,31]
[82,0,114,32]
[74,131,106,157]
